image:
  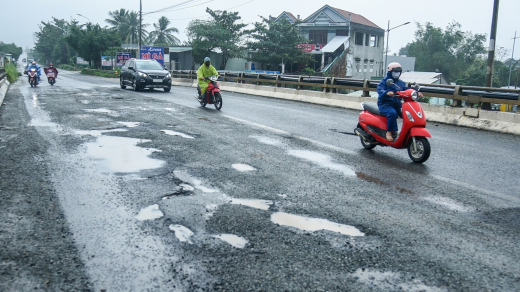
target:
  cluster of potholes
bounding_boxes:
[70,109,469,291]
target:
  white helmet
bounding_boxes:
[387,62,402,72]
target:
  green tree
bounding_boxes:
[402,22,486,82]
[0,43,23,60]
[186,8,247,69]
[66,23,121,68]
[247,17,312,71]
[148,16,180,46]
[34,18,76,65]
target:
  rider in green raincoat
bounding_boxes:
[197,57,219,99]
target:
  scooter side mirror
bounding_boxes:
[386,79,394,87]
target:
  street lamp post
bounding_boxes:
[508,31,519,88]
[384,21,410,69]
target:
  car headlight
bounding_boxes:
[165,73,171,78]
[411,91,418,100]
[405,111,415,122]
[138,72,148,77]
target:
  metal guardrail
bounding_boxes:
[171,70,520,107]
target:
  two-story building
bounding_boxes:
[275,5,385,79]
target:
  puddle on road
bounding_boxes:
[205,204,219,220]
[231,198,272,210]
[271,212,364,237]
[423,196,473,212]
[135,204,164,221]
[352,268,446,292]
[180,183,195,191]
[85,136,163,173]
[232,164,256,172]
[356,172,415,195]
[75,129,128,137]
[165,108,177,112]
[84,108,114,114]
[169,225,194,243]
[213,234,248,248]
[250,135,282,146]
[118,122,140,128]
[161,130,195,139]
[288,150,355,177]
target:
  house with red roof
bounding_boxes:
[276,5,385,78]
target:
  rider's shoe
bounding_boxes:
[386,132,394,142]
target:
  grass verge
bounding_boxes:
[5,64,21,83]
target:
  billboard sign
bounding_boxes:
[116,52,131,67]
[140,46,164,66]
[77,57,89,66]
[101,56,114,67]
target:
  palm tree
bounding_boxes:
[148,16,180,46]
[106,9,148,44]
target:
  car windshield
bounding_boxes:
[135,61,163,70]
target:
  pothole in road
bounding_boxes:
[117,122,141,128]
[161,130,195,139]
[356,172,415,195]
[84,136,163,173]
[231,164,256,172]
[423,196,474,212]
[135,204,164,221]
[231,198,272,210]
[271,212,365,237]
[75,129,127,137]
[169,225,194,244]
[250,135,283,146]
[213,234,248,249]
[288,150,356,177]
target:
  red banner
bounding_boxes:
[298,44,323,52]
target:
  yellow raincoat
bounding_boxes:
[197,64,219,94]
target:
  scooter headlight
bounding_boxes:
[405,111,415,122]
[411,91,418,101]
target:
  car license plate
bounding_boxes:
[153,79,162,82]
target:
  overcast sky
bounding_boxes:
[1,0,519,60]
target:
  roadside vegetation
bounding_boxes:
[80,69,119,78]
[5,64,21,83]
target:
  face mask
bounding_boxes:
[392,72,401,79]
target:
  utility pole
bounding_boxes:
[508,31,518,88]
[138,0,142,60]
[483,0,499,110]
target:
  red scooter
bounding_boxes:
[28,68,39,87]
[354,80,431,163]
[196,75,222,110]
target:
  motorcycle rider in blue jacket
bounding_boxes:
[27,61,42,83]
[377,62,409,142]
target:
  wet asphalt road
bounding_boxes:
[1,63,520,292]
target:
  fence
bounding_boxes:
[171,70,520,109]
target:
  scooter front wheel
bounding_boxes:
[407,137,431,163]
[213,92,222,110]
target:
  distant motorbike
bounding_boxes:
[354,80,431,163]
[44,68,57,86]
[28,68,39,87]
[196,75,222,110]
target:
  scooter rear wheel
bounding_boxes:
[360,136,376,150]
[407,137,431,163]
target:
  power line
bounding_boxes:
[166,0,255,21]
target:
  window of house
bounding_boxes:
[370,35,377,47]
[365,34,370,46]
[336,29,349,36]
[370,62,374,72]
[355,32,364,45]
[309,30,328,45]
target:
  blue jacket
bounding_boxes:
[27,64,41,75]
[377,71,409,107]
